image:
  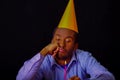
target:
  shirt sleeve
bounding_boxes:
[16,53,45,80]
[83,52,115,80]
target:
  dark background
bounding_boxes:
[0,0,118,80]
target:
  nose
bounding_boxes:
[58,40,65,48]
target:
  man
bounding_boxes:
[16,0,115,80]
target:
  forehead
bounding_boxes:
[54,28,75,37]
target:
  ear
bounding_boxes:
[74,43,78,50]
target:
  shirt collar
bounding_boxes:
[50,51,77,69]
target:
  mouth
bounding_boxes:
[58,48,65,53]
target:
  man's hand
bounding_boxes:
[40,43,59,57]
[69,76,81,80]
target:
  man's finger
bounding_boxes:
[52,47,59,57]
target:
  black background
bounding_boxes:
[0,0,118,80]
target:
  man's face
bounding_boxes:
[52,28,77,60]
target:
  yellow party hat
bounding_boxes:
[58,0,78,33]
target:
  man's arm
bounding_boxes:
[16,53,45,80]
[84,52,115,80]
[16,43,58,80]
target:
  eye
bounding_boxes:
[65,38,72,43]
[56,36,60,41]
[56,38,60,41]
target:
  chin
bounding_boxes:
[57,54,68,60]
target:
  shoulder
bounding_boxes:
[75,49,93,58]
[75,49,99,70]
[75,49,96,65]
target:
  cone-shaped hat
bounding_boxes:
[58,0,78,33]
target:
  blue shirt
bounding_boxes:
[16,49,115,80]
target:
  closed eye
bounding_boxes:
[65,38,72,43]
